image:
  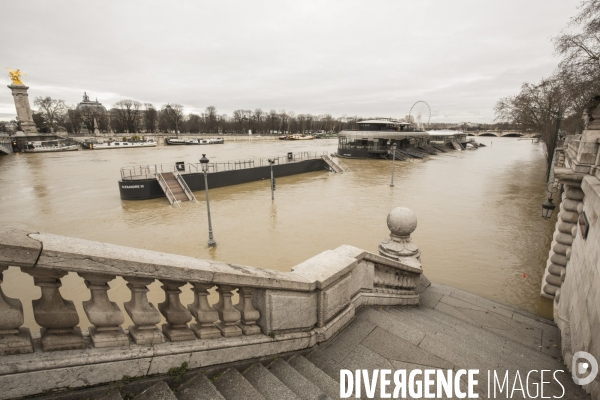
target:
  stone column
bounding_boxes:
[235,287,261,335]
[212,285,242,337]
[7,84,38,134]
[379,206,420,263]
[79,273,128,348]
[187,283,221,339]
[24,269,86,351]
[0,266,33,355]
[158,280,195,342]
[124,277,163,345]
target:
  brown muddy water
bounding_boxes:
[0,136,556,329]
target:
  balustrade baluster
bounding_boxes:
[212,285,242,337]
[77,273,128,348]
[158,280,195,341]
[24,269,86,351]
[234,287,261,335]
[124,277,164,345]
[188,283,221,339]
[0,266,33,355]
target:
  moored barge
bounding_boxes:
[119,152,330,201]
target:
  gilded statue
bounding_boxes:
[6,68,24,85]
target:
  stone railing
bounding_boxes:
[0,207,423,399]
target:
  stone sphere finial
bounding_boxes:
[379,207,420,262]
[387,207,417,238]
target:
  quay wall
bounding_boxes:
[541,100,600,398]
[119,158,327,200]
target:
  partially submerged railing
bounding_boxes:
[0,207,422,399]
[156,172,180,207]
[120,152,328,181]
[174,170,198,203]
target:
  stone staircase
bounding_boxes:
[72,352,340,400]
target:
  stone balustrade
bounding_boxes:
[0,208,422,399]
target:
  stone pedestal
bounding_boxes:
[7,85,37,134]
[378,207,420,264]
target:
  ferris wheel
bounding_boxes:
[408,101,431,131]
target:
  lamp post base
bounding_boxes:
[207,239,216,247]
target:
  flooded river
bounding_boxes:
[0,136,556,329]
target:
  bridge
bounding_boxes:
[466,131,535,138]
[0,135,13,155]
[0,207,593,399]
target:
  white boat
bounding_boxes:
[91,140,157,149]
[22,140,79,153]
[165,138,186,145]
[289,134,315,140]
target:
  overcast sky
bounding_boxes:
[0,0,582,123]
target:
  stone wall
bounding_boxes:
[541,101,600,398]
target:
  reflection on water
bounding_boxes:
[0,137,555,329]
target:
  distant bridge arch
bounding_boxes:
[479,132,498,137]
[501,132,523,137]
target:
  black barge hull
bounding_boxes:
[119,158,327,200]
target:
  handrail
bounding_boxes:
[156,172,181,207]
[174,170,199,204]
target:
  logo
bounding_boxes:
[572,351,598,385]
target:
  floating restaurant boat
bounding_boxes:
[91,140,157,149]
[337,119,472,159]
[22,139,79,153]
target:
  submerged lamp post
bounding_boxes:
[388,141,397,187]
[199,154,216,247]
[542,182,559,220]
[268,158,276,200]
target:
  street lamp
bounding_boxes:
[199,154,216,247]
[268,158,276,200]
[165,104,179,138]
[387,141,397,187]
[542,182,559,220]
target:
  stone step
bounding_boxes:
[306,349,343,383]
[95,390,123,400]
[243,362,300,400]
[397,307,558,369]
[212,368,265,400]
[134,381,177,400]
[287,354,340,399]
[266,358,331,400]
[176,372,225,400]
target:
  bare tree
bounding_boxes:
[144,103,158,133]
[112,100,142,133]
[33,97,66,133]
[162,104,184,135]
[495,78,568,164]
